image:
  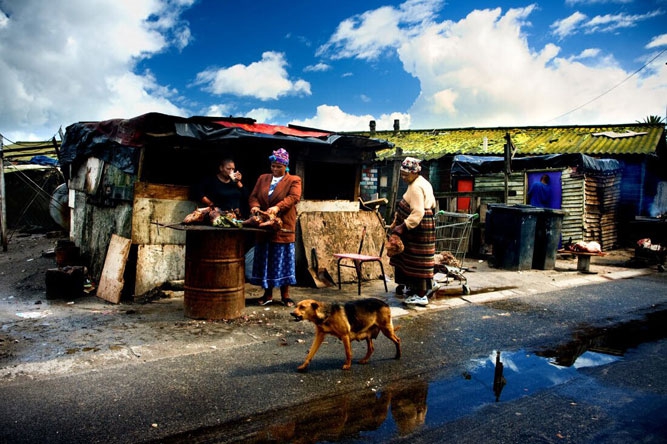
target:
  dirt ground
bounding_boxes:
[0,230,649,383]
[0,231,306,380]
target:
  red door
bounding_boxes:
[457,178,473,212]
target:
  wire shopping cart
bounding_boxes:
[432,211,479,295]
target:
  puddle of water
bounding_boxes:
[156,309,667,443]
[536,307,667,366]
[467,286,518,296]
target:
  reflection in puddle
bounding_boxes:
[156,380,429,443]
[158,309,667,443]
[537,308,667,366]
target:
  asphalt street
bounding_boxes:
[0,268,666,444]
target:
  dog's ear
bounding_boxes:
[310,301,319,311]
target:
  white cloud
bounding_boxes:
[571,48,602,60]
[244,108,283,123]
[194,51,311,100]
[304,63,331,72]
[206,104,234,117]
[551,9,664,39]
[316,3,666,128]
[316,0,442,61]
[647,33,667,48]
[289,104,410,132]
[0,0,191,141]
[565,0,631,5]
[585,10,663,34]
[551,11,587,39]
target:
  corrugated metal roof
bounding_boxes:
[363,124,664,160]
[2,140,59,162]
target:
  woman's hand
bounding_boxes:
[250,206,260,215]
[267,206,280,215]
[392,223,406,236]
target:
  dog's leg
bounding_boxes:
[297,332,325,372]
[342,336,353,370]
[382,327,402,359]
[359,338,375,364]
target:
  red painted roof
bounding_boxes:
[212,120,331,138]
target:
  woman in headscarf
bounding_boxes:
[248,148,302,307]
[390,157,437,306]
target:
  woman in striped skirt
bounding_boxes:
[390,157,436,306]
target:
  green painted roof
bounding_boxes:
[358,124,665,160]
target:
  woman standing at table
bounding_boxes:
[248,148,302,307]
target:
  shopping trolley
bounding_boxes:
[432,211,479,295]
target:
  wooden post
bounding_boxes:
[387,158,401,221]
[503,132,515,205]
[0,136,7,251]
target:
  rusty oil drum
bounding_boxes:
[184,229,245,320]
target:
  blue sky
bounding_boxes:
[0,0,666,142]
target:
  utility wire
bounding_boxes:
[545,48,667,124]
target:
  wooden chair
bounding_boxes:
[333,226,388,295]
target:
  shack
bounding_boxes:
[58,113,393,300]
[448,154,623,250]
[0,139,64,249]
[356,123,666,252]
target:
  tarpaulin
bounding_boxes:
[451,153,622,176]
[59,113,392,176]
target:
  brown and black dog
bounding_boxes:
[291,298,401,371]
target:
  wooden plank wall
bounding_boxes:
[561,167,585,243]
[473,173,525,208]
[132,182,195,298]
[584,173,621,250]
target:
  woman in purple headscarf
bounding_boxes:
[248,148,302,307]
[390,157,436,307]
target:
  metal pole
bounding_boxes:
[0,135,7,251]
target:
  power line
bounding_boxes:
[545,48,667,123]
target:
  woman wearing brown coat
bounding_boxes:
[248,148,302,307]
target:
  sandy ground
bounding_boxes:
[0,231,650,383]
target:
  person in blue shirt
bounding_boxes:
[528,174,551,208]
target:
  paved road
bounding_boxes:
[1,271,666,443]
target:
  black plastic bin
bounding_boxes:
[532,208,565,270]
[486,204,541,271]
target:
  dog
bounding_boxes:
[290,298,401,372]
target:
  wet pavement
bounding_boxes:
[1,238,666,444]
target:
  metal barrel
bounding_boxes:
[184,229,245,320]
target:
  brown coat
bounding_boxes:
[248,173,302,243]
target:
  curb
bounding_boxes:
[390,268,654,318]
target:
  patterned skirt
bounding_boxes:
[389,200,436,291]
[249,242,297,288]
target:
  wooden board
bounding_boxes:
[97,234,132,304]
[134,244,185,297]
[299,211,390,283]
